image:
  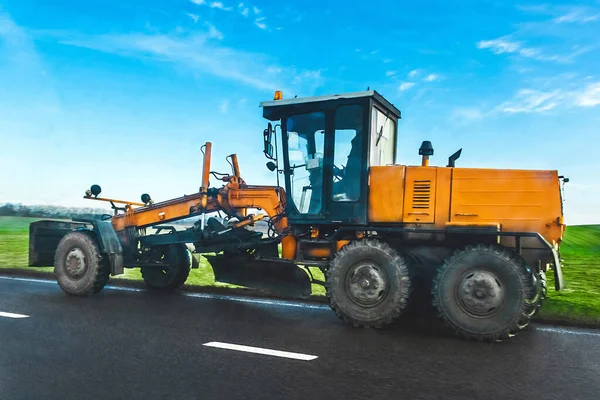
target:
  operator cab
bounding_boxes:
[260,90,401,225]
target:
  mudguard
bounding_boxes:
[72,218,124,275]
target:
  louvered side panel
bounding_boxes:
[403,167,437,223]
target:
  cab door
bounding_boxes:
[324,104,368,224]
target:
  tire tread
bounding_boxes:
[325,239,411,329]
[431,243,536,342]
[54,230,110,296]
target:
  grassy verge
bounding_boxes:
[536,225,600,327]
[1,216,598,325]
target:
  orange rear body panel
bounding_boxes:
[368,166,565,247]
[450,168,564,244]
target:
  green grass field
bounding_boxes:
[537,225,600,325]
[1,216,598,325]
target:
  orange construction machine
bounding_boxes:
[29,90,568,342]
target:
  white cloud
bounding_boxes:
[220,100,229,113]
[42,29,325,94]
[253,6,260,14]
[478,37,520,53]
[553,11,600,24]
[206,23,223,40]
[451,107,485,121]
[489,80,600,115]
[477,36,565,62]
[383,59,392,64]
[266,66,282,74]
[292,70,324,86]
[408,69,420,78]
[191,0,233,10]
[186,13,199,23]
[255,17,267,30]
[238,3,249,17]
[385,71,396,77]
[398,82,415,91]
[495,89,564,114]
[424,73,440,82]
[575,82,600,107]
[210,2,232,11]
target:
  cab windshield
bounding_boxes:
[285,112,325,214]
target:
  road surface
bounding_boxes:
[1,276,599,400]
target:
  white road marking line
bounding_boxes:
[182,292,330,310]
[536,326,600,338]
[0,276,56,285]
[0,311,29,319]
[203,341,318,361]
[0,276,330,310]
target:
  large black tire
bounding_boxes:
[325,239,412,329]
[432,244,537,342]
[54,230,110,296]
[140,245,191,291]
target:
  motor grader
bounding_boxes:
[28,90,567,342]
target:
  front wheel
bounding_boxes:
[54,230,110,296]
[325,239,412,329]
[432,244,537,342]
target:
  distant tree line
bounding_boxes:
[0,203,270,230]
[0,203,209,226]
[0,203,112,220]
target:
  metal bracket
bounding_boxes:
[552,248,565,291]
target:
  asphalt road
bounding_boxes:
[1,276,600,400]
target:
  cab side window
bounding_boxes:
[332,105,363,202]
[370,107,395,166]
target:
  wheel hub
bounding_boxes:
[346,263,389,307]
[456,269,505,318]
[65,248,87,278]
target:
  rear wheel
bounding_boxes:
[530,270,547,316]
[325,239,411,329]
[54,230,110,296]
[432,244,536,342]
[140,244,191,291]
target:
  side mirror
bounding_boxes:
[263,123,275,160]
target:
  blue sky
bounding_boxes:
[0,0,599,224]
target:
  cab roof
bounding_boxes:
[259,90,401,119]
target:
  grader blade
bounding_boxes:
[205,254,312,298]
